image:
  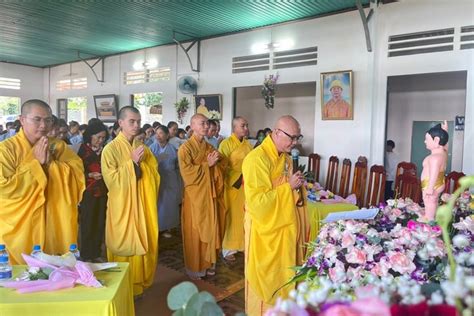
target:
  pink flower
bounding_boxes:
[329,260,346,283]
[347,266,363,280]
[346,248,367,265]
[371,261,390,277]
[351,297,391,316]
[321,305,360,316]
[392,208,402,217]
[364,245,382,262]
[389,252,416,274]
[324,244,337,258]
[341,232,356,248]
[329,228,342,240]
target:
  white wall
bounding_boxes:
[0,62,44,105]
[2,0,473,176]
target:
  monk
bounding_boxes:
[178,114,226,279]
[218,116,252,261]
[421,122,449,221]
[242,115,310,316]
[0,99,85,264]
[323,79,352,119]
[101,106,160,296]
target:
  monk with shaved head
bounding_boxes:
[101,106,161,297]
[178,114,227,279]
[0,99,85,264]
[242,115,309,315]
[218,116,252,261]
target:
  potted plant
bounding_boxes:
[174,97,190,124]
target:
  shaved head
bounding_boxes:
[272,115,301,153]
[232,116,249,140]
[274,115,300,131]
[21,99,51,116]
[190,114,209,138]
[232,116,246,129]
[118,106,140,120]
[191,113,208,125]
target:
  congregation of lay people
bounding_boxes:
[0,99,306,314]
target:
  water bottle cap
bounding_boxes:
[69,244,77,251]
[33,245,41,251]
[0,244,5,251]
[0,256,8,263]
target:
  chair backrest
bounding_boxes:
[396,173,421,203]
[395,162,417,189]
[365,165,386,207]
[326,156,339,193]
[444,171,466,193]
[357,156,368,165]
[351,160,368,208]
[338,158,352,198]
[308,153,321,183]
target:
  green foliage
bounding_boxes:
[67,97,87,111]
[174,97,190,111]
[167,281,225,316]
[134,92,163,108]
[0,96,21,115]
[168,281,198,311]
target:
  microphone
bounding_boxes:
[291,148,299,174]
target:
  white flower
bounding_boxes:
[28,267,40,274]
[430,291,444,305]
[452,234,470,248]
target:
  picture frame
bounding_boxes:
[57,98,68,121]
[194,94,222,120]
[94,94,118,122]
[320,70,353,120]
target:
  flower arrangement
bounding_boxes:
[262,74,279,109]
[174,97,190,124]
[208,110,221,120]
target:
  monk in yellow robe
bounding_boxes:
[242,115,310,316]
[0,99,85,264]
[323,79,352,119]
[196,97,210,118]
[178,114,226,279]
[101,106,160,296]
[218,116,252,261]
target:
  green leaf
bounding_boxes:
[167,281,199,311]
[184,292,216,316]
[172,309,184,316]
[199,302,224,316]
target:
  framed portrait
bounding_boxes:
[320,70,353,120]
[194,94,222,120]
[57,98,68,121]
[94,94,118,122]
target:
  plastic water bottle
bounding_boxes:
[69,244,81,260]
[0,244,12,280]
[31,245,43,258]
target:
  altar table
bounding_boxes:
[0,262,134,316]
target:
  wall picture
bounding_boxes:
[94,94,118,122]
[194,94,222,120]
[321,70,353,120]
[57,98,68,121]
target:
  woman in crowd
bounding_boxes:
[149,125,182,238]
[77,121,109,262]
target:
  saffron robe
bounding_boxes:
[242,136,309,315]
[323,98,351,119]
[101,132,160,296]
[218,133,253,253]
[178,135,226,276]
[0,129,85,264]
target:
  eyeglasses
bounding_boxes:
[25,116,54,126]
[277,128,303,142]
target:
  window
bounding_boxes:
[0,77,21,90]
[67,97,88,124]
[124,67,171,85]
[132,92,163,124]
[0,96,21,126]
[56,77,87,91]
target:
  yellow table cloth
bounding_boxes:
[0,262,134,316]
[307,201,359,241]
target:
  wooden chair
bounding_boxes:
[338,158,352,198]
[308,153,321,183]
[357,156,368,164]
[325,156,339,193]
[444,171,466,193]
[365,165,386,207]
[351,159,368,208]
[396,173,421,203]
[394,162,417,189]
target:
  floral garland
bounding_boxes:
[174,97,189,124]
[262,74,279,109]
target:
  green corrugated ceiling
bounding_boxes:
[0,1,368,68]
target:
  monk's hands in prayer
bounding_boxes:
[88,172,102,180]
[34,136,50,165]
[207,151,220,167]
[289,171,304,190]
[131,145,145,164]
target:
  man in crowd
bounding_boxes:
[206,119,219,149]
[384,139,398,200]
[178,114,227,280]
[0,99,85,264]
[242,115,309,315]
[101,106,161,297]
[168,121,186,150]
[218,116,252,262]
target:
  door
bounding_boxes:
[411,121,453,177]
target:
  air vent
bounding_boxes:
[388,28,454,57]
[460,25,474,50]
[232,53,270,73]
[273,46,318,69]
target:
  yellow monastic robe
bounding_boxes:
[242,136,309,316]
[0,129,85,264]
[178,135,226,276]
[101,132,160,296]
[218,133,253,253]
[323,98,351,119]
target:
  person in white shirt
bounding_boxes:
[384,140,398,201]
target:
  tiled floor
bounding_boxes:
[134,228,245,315]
